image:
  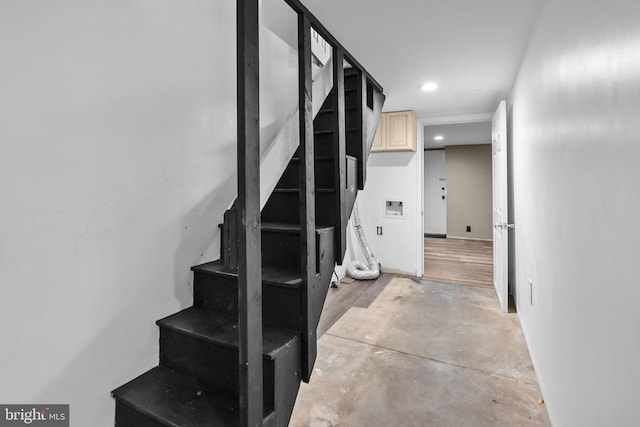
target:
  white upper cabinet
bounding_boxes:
[371,110,417,152]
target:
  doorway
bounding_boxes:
[422,121,495,287]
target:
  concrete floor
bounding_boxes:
[290,276,550,426]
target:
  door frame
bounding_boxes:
[492,100,510,312]
[420,113,495,280]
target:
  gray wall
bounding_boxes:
[445,144,493,239]
[510,0,640,425]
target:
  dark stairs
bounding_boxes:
[112,67,383,426]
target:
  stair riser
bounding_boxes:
[313,133,335,157]
[277,158,335,189]
[262,192,336,225]
[159,328,276,410]
[115,401,166,427]
[262,230,302,272]
[345,90,360,107]
[345,109,360,129]
[293,136,335,159]
[193,272,302,331]
[314,110,335,131]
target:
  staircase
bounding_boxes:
[111,2,384,426]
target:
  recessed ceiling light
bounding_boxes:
[420,82,439,92]
[434,135,444,141]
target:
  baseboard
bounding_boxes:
[424,233,446,238]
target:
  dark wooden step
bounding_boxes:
[157,307,300,413]
[276,157,335,189]
[316,106,358,114]
[193,259,302,287]
[262,222,333,234]
[261,190,336,226]
[292,136,335,158]
[261,222,334,272]
[158,307,299,361]
[271,188,334,193]
[192,260,302,331]
[314,111,335,132]
[112,366,277,427]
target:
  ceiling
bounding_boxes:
[300,0,543,122]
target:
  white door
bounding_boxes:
[424,150,447,235]
[492,100,510,312]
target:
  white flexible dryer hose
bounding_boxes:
[347,202,381,280]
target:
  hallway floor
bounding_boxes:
[289,275,549,426]
[423,237,494,288]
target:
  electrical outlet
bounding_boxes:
[466,226,471,232]
[529,279,533,305]
[376,226,383,235]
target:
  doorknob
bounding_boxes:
[494,222,515,230]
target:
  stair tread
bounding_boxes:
[291,156,334,161]
[157,307,298,359]
[315,106,358,113]
[262,222,334,234]
[113,366,274,427]
[192,260,302,287]
[273,188,334,193]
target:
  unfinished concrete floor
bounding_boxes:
[289,276,550,426]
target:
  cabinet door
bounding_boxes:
[386,111,416,151]
[371,113,386,151]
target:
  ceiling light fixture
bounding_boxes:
[434,135,444,141]
[420,82,439,92]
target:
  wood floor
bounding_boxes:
[423,237,494,288]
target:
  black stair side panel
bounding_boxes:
[310,228,335,332]
[273,332,302,427]
[344,70,365,190]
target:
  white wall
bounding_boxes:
[344,121,424,277]
[424,150,447,235]
[510,0,640,425]
[0,1,297,426]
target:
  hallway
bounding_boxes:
[289,275,549,426]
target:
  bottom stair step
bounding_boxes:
[112,366,276,427]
